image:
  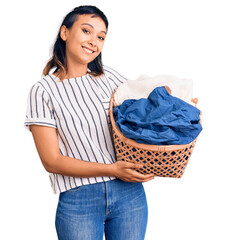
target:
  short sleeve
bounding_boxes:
[24,83,57,132]
[103,65,129,89]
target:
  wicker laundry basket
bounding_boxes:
[109,88,199,178]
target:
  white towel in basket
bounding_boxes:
[114,74,193,106]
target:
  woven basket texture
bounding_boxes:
[109,88,197,178]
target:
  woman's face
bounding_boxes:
[60,14,107,66]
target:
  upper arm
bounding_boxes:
[30,125,60,172]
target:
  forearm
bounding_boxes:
[47,154,116,178]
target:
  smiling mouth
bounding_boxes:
[82,46,95,54]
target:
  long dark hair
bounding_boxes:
[43,5,108,80]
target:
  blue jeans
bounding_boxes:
[55,178,148,240]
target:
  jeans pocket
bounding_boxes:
[67,185,84,193]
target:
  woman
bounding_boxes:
[24,5,154,240]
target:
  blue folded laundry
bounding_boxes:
[113,86,202,145]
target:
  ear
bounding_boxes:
[60,25,69,41]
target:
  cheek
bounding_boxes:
[66,41,79,55]
[67,32,86,48]
[97,41,105,51]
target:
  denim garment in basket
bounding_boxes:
[113,86,202,145]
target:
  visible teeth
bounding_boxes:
[83,47,93,53]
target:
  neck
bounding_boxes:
[65,59,88,78]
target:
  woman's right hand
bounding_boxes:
[112,161,155,182]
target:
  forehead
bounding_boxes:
[73,14,107,32]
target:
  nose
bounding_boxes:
[88,37,97,47]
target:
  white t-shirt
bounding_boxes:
[24,65,128,194]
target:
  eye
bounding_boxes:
[82,29,90,34]
[98,36,105,41]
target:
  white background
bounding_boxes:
[1,0,225,239]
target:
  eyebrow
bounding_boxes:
[81,23,107,34]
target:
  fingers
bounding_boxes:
[117,161,155,182]
[126,162,154,175]
[199,110,202,124]
[165,86,171,94]
[128,166,155,182]
[132,170,155,182]
[124,162,143,169]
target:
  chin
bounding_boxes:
[79,53,99,65]
[86,57,98,64]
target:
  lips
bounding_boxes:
[82,46,95,54]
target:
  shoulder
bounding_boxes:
[103,65,123,76]
[27,75,53,97]
[102,65,129,83]
[28,81,43,94]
